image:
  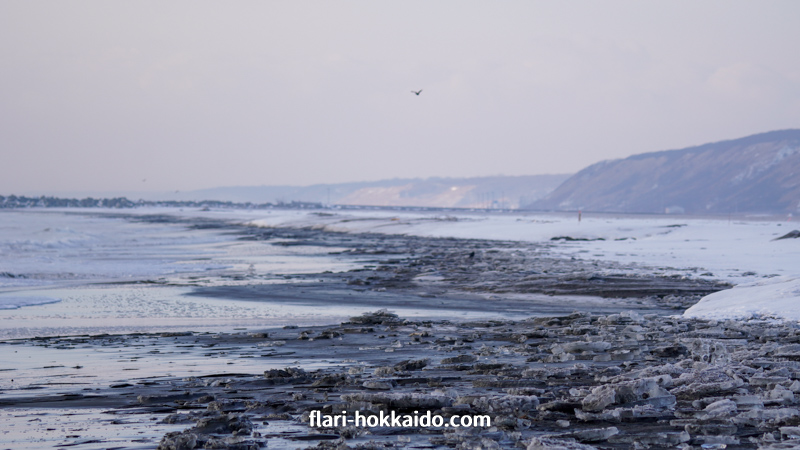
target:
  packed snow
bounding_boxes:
[684,276,800,321]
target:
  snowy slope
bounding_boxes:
[684,277,800,321]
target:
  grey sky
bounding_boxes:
[2,1,799,194]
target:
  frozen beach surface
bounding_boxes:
[3,207,800,448]
[685,276,800,321]
[244,208,800,321]
[244,209,799,283]
[4,207,800,326]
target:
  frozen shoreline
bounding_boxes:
[9,206,796,283]
[241,208,799,283]
[233,207,800,322]
[3,206,799,324]
[4,310,800,449]
[1,208,799,448]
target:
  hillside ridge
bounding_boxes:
[526,129,800,214]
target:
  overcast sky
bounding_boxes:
[2,1,799,194]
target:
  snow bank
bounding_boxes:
[684,277,800,321]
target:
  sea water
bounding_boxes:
[0,209,371,339]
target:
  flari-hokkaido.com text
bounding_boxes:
[309,410,491,428]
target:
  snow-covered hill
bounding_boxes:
[528,129,800,215]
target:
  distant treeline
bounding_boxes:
[0,195,322,210]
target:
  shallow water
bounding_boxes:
[0,210,226,289]
[0,283,511,340]
[0,407,187,450]
[0,208,696,340]
[0,210,370,338]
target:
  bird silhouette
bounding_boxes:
[411,89,423,96]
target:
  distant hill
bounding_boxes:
[525,129,800,214]
[170,175,571,209]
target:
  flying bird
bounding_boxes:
[411,89,422,96]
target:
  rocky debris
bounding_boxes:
[732,407,800,427]
[192,413,253,435]
[157,413,261,450]
[457,394,540,414]
[546,426,619,443]
[158,432,261,450]
[312,375,348,388]
[392,359,428,371]
[147,313,800,448]
[694,398,738,421]
[362,380,393,390]
[440,354,477,364]
[340,392,453,411]
[526,436,599,449]
[671,368,744,400]
[771,344,800,360]
[347,309,403,325]
[607,430,690,446]
[263,367,311,384]
[14,308,800,449]
[220,224,732,300]
[581,378,675,411]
